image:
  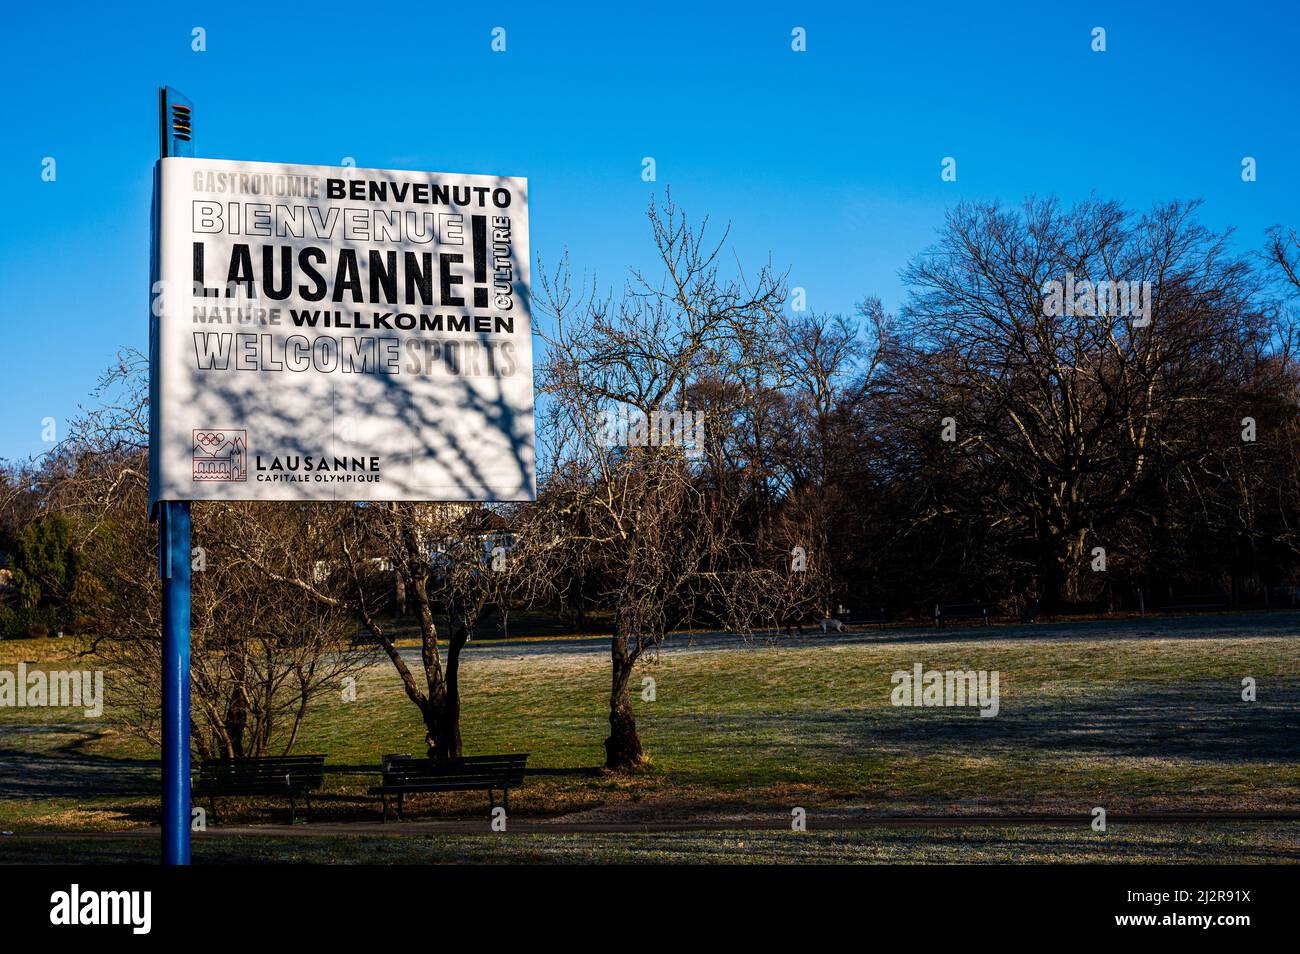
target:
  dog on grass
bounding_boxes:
[819,618,846,634]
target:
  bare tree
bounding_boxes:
[534,195,787,769]
[883,197,1270,610]
[44,353,365,756]
[773,303,888,618]
[343,502,538,758]
[236,498,540,759]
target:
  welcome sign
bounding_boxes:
[149,158,535,504]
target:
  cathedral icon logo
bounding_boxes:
[192,429,247,481]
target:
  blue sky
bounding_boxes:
[2,0,1297,462]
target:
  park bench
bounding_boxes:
[835,607,888,630]
[192,754,326,824]
[1159,593,1230,612]
[933,603,990,628]
[369,752,529,821]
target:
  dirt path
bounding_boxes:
[7,810,1300,840]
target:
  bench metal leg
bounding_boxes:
[396,793,405,821]
[380,796,389,823]
[289,795,296,825]
[488,788,496,812]
[503,787,509,813]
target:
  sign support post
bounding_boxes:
[160,498,191,865]
[156,86,194,866]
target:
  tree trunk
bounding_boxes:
[429,620,468,759]
[604,632,643,770]
[394,571,407,616]
[1037,550,1068,614]
[1034,512,1076,614]
[226,651,249,757]
[423,694,462,759]
[416,615,468,759]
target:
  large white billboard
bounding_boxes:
[149,158,534,504]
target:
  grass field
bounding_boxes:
[1,612,1297,862]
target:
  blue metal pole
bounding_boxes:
[156,86,194,866]
[160,501,191,865]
